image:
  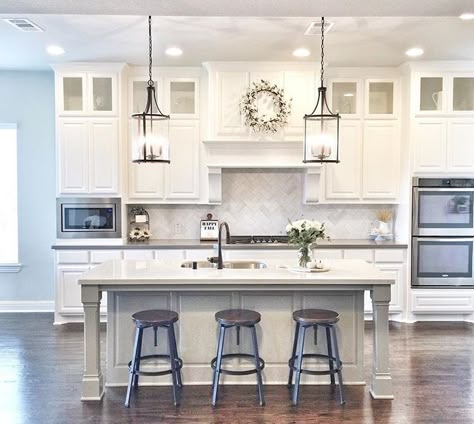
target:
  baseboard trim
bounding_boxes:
[0,301,54,312]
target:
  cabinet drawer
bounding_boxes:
[123,250,154,260]
[312,249,343,260]
[90,250,123,263]
[184,249,216,261]
[226,249,294,261]
[374,249,405,263]
[155,250,185,261]
[411,290,474,313]
[343,249,373,262]
[57,250,89,264]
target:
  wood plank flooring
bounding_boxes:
[0,314,473,423]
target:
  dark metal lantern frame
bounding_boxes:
[131,16,170,164]
[303,17,340,164]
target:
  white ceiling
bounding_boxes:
[1,15,474,69]
[1,0,473,17]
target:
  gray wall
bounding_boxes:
[0,71,55,301]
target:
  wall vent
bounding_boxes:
[3,18,44,32]
[305,20,334,36]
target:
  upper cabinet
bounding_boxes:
[328,79,362,119]
[57,71,118,116]
[364,79,398,119]
[165,78,199,119]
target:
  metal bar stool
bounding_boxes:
[288,309,345,405]
[211,309,265,406]
[124,309,183,407]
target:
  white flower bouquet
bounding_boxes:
[128,227,151,242]
[286,219,329,268]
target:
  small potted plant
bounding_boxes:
[286,219,329,268]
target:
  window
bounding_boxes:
[0,124,20,272]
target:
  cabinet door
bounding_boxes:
[362,121,400,200]
[89,119,119,193]
[413,119,447,172]
[364,79,398,119]
[415,75,445,114]
[88,74,117,115]
[57,265,89,314]
[215,71,249,136]
[129,162,165,199]
[165,121,200,199]
[283,71,315,135]
[57,73,86,115]
[328,79,362,119]
[58,119,89,194]
[451,76,474,113]
[165,78,199,119]
[325,121,362,199]
[447,119,474,172]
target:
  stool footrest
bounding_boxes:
[211,353,265,376]
[288,353,342,376]
[128,354,183,377]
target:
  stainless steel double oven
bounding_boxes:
[412,177,474,287]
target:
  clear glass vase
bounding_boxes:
[298,245,313,268]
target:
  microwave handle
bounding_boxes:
[414,188,474,192]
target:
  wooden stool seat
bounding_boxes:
[292,309,339,325]
[215,309,261,326]
[132,309,179,327]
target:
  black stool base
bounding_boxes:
[128,354,183,377]
[211,353,265,376]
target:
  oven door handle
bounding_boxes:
[413,237,474,242]
[414,188,474,192]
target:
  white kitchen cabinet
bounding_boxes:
[415,75,446,114]
[164,77,199,119]
[364,79,398,119]
[56,72,118,116]
[411,289,474,314]
[362,121,400,200]
[447,119,474,172]
[283,71,316,134]
[58,118,119,195]
[325,121,362,200]
[413,118,447,172]
[166,120,200,199]
[215,71,249,137]
[58,119,89,194]
[129,162,165,199]
[328,78,363,119]
[56,265,90,315]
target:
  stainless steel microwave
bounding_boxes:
[56,197,122,239]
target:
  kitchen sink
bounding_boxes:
[181,260,267,269]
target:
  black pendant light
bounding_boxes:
[303,17,340,163]
[131,16,170,163]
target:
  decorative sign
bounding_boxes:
[240,79,292,133]
[200,213,219,241]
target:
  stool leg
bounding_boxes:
[292,325,307,406]
[211,325,226,406]
[236,325,240,345]
[133,327,144,388]
[125,326,141,407]
[287,322,300,388]
[167,325,181,406]
[314,325,318,345]
[170,323,183,387]
[250,325,265,406]
[330,325,345,405]
[326,326,335,385]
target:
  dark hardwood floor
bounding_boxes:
[0,314,473,423]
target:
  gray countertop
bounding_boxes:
[52,238,407,250]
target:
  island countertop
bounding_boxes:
[78,259,394,286]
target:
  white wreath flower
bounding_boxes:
[240,79,292,133]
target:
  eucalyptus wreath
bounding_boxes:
[240,79,292,133]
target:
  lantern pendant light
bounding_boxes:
[303,17,340,163]
[131,16,170,163]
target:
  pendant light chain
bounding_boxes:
[148,15,154,87]
[320,16,325,88]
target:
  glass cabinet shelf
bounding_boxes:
[92,77,113,112]
[453,77,474,112]
[419,77,444,112]
[331,81,358,115]
[367,81,394,115]
[170,81,196,115]
[63,77,84,112]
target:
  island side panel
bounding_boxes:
[106,288,366,386]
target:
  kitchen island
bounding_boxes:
[78,258,394,401]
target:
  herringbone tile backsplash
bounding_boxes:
[136,170,394,239]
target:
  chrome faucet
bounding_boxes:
[208,222,231,269]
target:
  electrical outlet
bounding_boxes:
[175,223,182,234]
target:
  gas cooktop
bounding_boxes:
[230,235,289,244]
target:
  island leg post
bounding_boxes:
[81,285,104,401]
[370,284,394,399]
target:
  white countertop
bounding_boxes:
[78,259,394,286]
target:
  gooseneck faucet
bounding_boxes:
[217,222,231,269]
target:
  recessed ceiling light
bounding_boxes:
[165,47,183,57]
[46,45,65,56]
[405,47,424,57]
[293,48,311,58]
[459,13,474,20]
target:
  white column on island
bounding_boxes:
[81,285,104,401]
[370,284,394,399]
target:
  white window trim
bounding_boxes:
[0,123,20,271]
